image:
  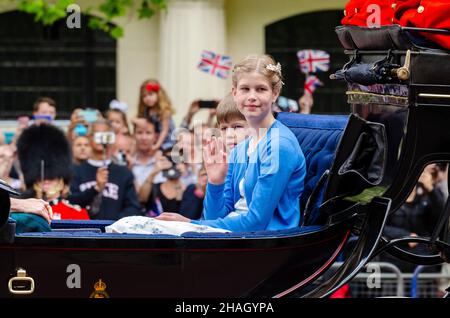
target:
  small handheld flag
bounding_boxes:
[198,50,232,79]
[297,49,330,74]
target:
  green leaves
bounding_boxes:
[15,0,167,38]
[110,26,124,39]
[18,0,72,25]
[138,0,155,19]
[138,0,166,19]
[98,0,132,19]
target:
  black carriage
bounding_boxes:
[0,25,449,298]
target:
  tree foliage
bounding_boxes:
[14,0,167,38]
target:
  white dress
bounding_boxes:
[228,178,249,218]
[106,178,248,236]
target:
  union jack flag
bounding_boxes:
[297,49,330,74]
[197,50,232,79]
[304,75,323,95]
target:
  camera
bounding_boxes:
[163,166,182,180]
[115,150,128,166]
[161,154,182,180]
[94,132,116,145]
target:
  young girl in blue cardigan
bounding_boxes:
[157,55,306,232]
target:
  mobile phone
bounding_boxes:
[80,108,99,123]
[199,100,218,109]
[94,132,116,145]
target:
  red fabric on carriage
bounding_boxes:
[342,0,450,50]
[394,0,450,50]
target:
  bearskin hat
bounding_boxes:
[17,123,73,189]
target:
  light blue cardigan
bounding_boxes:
[191,120,306,232]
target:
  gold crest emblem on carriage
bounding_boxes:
[89,279,109,298]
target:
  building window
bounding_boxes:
[266,10,348,114]
[0,11,116,119]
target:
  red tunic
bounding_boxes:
[51,199,90,220]
[394,0,450,50]
[341,0,450,50]
[341,0,409,26]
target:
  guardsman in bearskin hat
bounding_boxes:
[17,123,89,220]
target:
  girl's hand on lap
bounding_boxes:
[156,213,190,222]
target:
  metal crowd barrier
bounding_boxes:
[330,262,450,298]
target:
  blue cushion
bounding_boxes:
[16,225,322,239]
[50,220,114,231]
[180,225,322,239]
[16,231,179,239]
[277,112,348,223]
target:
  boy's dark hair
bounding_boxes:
[33,97,57,112]
[216,93,245,125]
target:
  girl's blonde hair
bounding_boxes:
[137,79,175,119]
[232,55,284,93]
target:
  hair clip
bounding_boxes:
[146,83,161,93]
[266,63,282,76]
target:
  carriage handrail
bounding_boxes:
[402,27,450,36]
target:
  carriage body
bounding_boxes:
[0,25,449,298]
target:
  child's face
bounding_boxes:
[232,72,279,123]
[219,119,249,150]
[34,102,56,122]
[108,112,126,134]
[72,136,92,161]
[142,91,159,108]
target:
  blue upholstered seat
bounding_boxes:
[276,112,348,224]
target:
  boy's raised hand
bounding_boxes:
[203,136,228,185]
